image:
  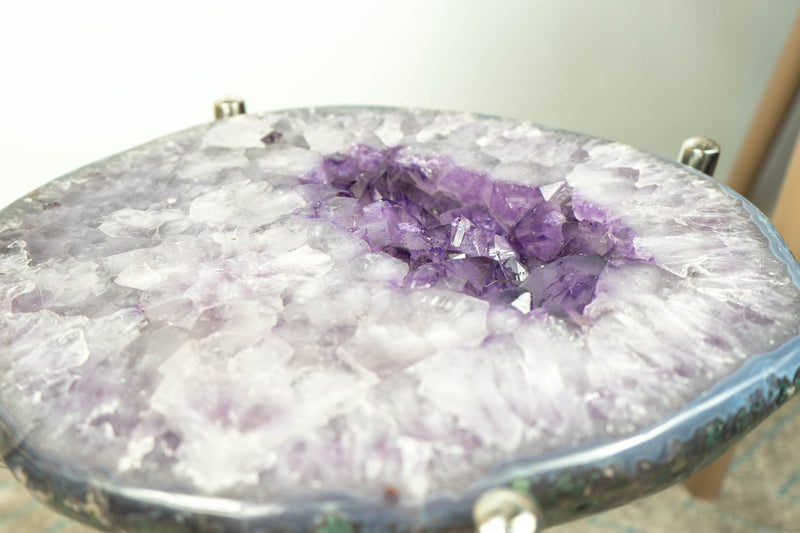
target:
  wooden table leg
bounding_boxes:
[684,448,737,500]
[772,114,800,255]
[726,8,800,196]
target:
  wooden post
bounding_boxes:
[684,448,737,500]
[772,126,800,255]
[726,9,800,195]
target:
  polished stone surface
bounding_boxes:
[0,108,798,530]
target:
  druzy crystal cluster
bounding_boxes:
[0,108,798,506]
[315,143,635,316]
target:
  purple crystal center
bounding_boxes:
[303,144,640,317]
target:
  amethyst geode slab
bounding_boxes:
[1,107,800,532]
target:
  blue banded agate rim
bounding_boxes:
[0,106,798,532]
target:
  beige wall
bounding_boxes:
[1,0,798,206]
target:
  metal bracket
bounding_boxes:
[473,488,541,533]
[678,137,721,176]
[214,99,246,120]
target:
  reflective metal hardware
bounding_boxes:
[678,137,720,177]
[214,99,246,120]
[473,488,541,533]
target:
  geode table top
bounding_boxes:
[1,107,799,532]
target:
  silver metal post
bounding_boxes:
[473,488,541,533]
[678,137,720,176]
[214,99,246,120]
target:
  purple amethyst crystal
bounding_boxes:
[307,144,641,314]
[0,107,798,522]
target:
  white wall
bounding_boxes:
[1,0,798,208]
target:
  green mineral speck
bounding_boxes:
[751,391,766,416]
[704,419,725,449]
[511,478,532,493]
[777,377,792,405]
[553,472,585,498]
[52,493,68,512]
[316,515,357,533]
[734,408,752,435]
